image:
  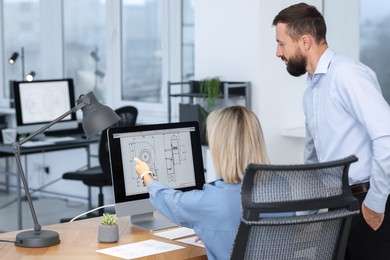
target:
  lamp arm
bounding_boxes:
[12,149,41,232]
[11,97,90,233]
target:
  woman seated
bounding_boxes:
[134,106,269,260]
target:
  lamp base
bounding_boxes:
[15,230,60,248]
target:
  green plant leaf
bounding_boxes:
[101,213,117,226]
[200,76,221,111]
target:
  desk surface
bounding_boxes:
[0,216,207,259]
[0,134,99,156]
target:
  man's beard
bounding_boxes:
[285,51,307,77]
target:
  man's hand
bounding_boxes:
[362,202,384,230]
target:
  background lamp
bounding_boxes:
[8,52,19,64]
[25,71,36,82]
[8,47,25,80]
[90,47,100,62]
[90,46,105,101]
[12,91,120,247]
[94,69,105,78]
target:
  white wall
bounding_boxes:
[194,0,359,164]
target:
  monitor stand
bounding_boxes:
[130,212,177,231]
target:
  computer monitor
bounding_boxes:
[107,121,205,230]
[13,79,79,135]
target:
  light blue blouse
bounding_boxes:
[147,179,241,260]
[303,48,390,213]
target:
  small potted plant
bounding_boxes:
[98,213,119,243]
[200,76,222,112]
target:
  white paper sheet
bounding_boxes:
[96,239,184,259]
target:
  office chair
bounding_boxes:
[230,155,360,260]
[61,106,138,219]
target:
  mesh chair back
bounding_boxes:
[231,155,359,260]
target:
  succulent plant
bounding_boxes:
[101,213,117,226]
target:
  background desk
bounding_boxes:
[0,216,207,259]
[0,134,99,229]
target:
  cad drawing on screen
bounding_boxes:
[108,121,205,231]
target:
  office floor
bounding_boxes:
[0,189,90,233]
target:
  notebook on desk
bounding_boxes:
[153,226,195,240]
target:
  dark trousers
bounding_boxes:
[345,192,390,260]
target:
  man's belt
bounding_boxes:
[350,182,370,195]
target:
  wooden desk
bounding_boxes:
[0,217,207,259]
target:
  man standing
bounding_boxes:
[272,3,390,259]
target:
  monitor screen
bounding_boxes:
[107,121,205,230]
[13,79,78,135]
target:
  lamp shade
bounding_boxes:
[77,92,120,138]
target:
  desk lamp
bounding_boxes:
[12,91,120,248]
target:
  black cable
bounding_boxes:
[0,239,15,244]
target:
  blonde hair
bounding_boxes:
[206,106,269,183]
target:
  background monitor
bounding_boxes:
[13,78,79,135]
[107,121,205,230]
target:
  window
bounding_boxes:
[360,0,390,104]
[3,0,40,103]
[63,0,107,102]
[1,1,194,123]
[118,0,194,123]
[121,0,163,103]
[182,0,194,81]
